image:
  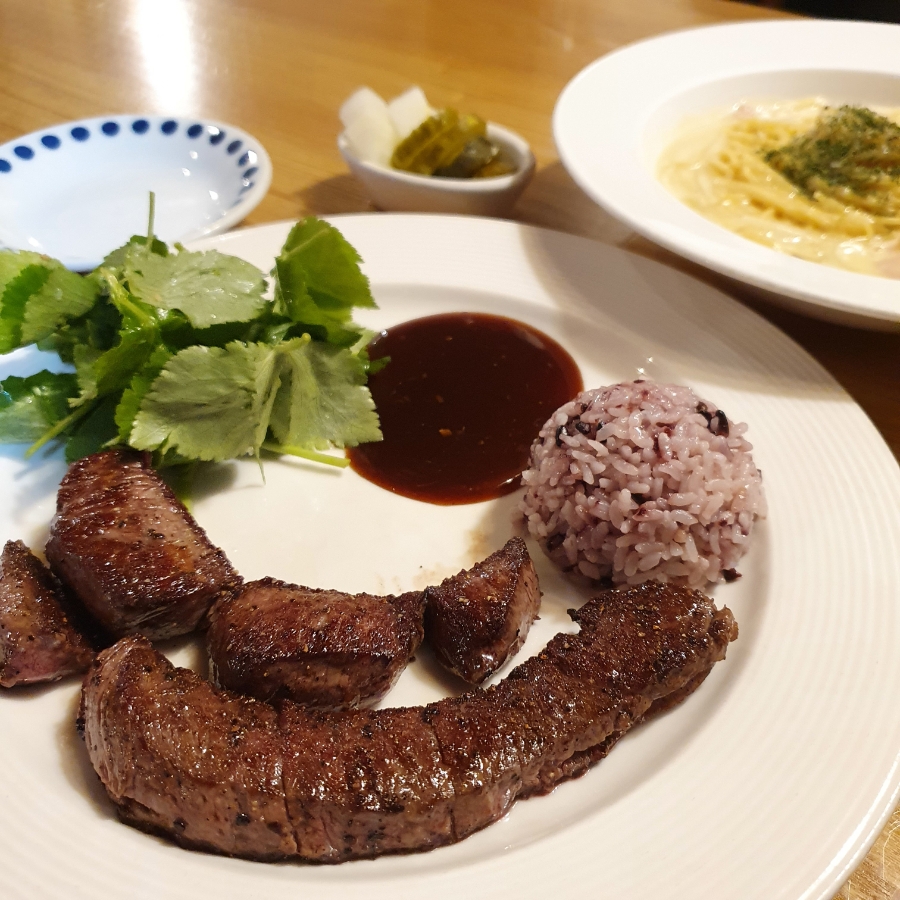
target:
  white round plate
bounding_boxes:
[553,20,900,329]
[0,115,271,271]
[2,214,900,900]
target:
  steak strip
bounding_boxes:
[80,581,737,863]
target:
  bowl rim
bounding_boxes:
[338,121,535,193]
[0,113,272,252]
[552,19,900,327]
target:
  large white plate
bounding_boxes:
[3,214,900,900]
[553,20,900,329]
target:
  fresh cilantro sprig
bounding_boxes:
[0,216,383,468]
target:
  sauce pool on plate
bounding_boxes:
[348,312,583,504]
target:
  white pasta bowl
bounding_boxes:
[553,19,900,329]
[338,122,535,218]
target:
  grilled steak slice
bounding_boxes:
[80,636,296,860]
[46,450,240,640]
[0,540,95,687]
[280,705,455,859]
[81,582,737,863]
[208,577,425,708]
[422,580,736,838]
[424,537,541,684]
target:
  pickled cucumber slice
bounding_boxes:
[391,109,486,175]
[433,136,498,178]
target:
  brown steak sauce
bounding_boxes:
[348,312,583,504]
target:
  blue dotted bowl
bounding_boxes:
[0,115,272,270]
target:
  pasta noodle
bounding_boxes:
[657,98,900,278]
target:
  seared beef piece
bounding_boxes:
[0,540,95,687]
[46,450,240,640]
[280,704,455,859]
[80,636,296,860]
[208,577,425,708]
[282,582,737,858]
[424,537,541,684]
[81,582,737,863]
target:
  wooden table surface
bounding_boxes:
[1,1,898,897]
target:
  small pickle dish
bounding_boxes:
[338,87,535,217]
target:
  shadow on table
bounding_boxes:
[296,172,373,216]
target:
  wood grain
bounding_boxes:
[0,1,898,897]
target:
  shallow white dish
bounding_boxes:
[553,19,900,329]
[0,115,271,270]
[338,123,535,216]
[3,213,900,900]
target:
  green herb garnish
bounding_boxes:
[764,105,900,215]
[0,214,382,468]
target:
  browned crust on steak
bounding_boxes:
[207,578,425,708]
[0,540,95,687]
[424,537,541,684]
[46,450,241,640]
[81,582,737,863]
[80,636,296,859]
[279,704,456,858]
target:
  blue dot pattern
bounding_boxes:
[0,118,264,195]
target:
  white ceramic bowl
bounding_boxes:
[0,114,272,270]
[338,122,535,217]
[553,20,900,329]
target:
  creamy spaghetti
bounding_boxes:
[657,98,900,278]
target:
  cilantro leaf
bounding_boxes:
[0,249,46,289]
[123,244,268,328]
[101,233,168,269]
[278,218,377,311]
[0,251,100,353]
[0,264,51,353]
[129,341,282,461]
[64,396,119,462]
[20,266,99,345]
[0,216,384,469]
[115,345,174,443]
[39,295,122,363]
[0,371,79,442]
[273,218,376,345]
[72,273,159,403]
[269,340,381,450]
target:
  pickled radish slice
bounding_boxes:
[387,87,434,141]
[339,88,397,166]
